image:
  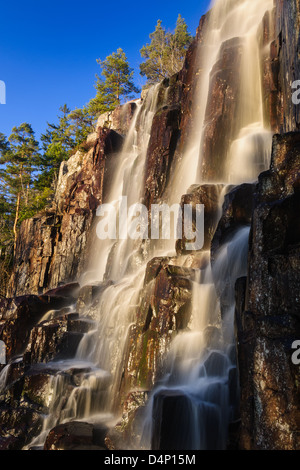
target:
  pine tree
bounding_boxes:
[68,106,95,145]
[87,48,140,118]
[140,20,169,84]
[168,14,193,76]
[0,124,40,253]
[140,15,193,84]
[38,105,74,189]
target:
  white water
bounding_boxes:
[23,0,274,450]
[139,0,274,450]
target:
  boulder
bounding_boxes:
[151,389,195,450]
[0,295,72,361]
[176,183,225,254]
[96,101,137,135]
[24,315,86,364]
[211,183,256,260]
[0,406,42,450]
[44,421,107,450]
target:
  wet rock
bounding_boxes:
[211,183,255,260]
[258,7,280,132]
[210,184,253,318]
[24,316,84,364]
[228,366,239,419]
[143,101,181,209]
[44,421,107,450]
[76,281,113,314]
[177,13,210,157]
[44,283,80,300]
[202,326,222,350]
[176,183,225,254]
[260,1,300,133]
[236,132,300,450]
[119,261,193,405]
[0,406,43,450]
[201,38,244,181]
[105,391,149,450]
[143,257,171,286]
[203,350,230,377]
[151,388,225,450]
[0,295,71,361]
[151,389,195,450]
[142,12,210,210]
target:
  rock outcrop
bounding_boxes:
[7,128,124,297]
[261,1,300,133]
[201,38,244,181]
[235,132,300,450]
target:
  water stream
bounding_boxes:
[24,0,274,450]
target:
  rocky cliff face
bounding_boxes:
[233,0,300,450]
[236,132,300,450]
[0,0,299,452]
[7,128,123,297]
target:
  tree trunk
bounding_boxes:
[13,192,20,256]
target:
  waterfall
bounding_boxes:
[25,0,274,450]
[139,0,274,450]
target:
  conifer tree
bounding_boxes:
[38,105,74,189]
[140,15,193,84]
[0,124,40,253]
[68,106,95,145]
[88,48,140,118]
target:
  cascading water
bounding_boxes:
[25,0,274,450]
[25,83,164,449]
[139,0,274,450]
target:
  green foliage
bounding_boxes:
[68,106,95,145]
[0,123,40,204]
[38,105,74,188]
[140,14,193,84]
[0,124,41,266]
[87,48,140,118]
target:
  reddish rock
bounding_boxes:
[0,295,71,361]
[7,128,124,297]
[119,260,193,407]
[44,421,107,450]
[177,13,210,156]
[0,406,42,450]
[201,38,244,181]
[142,13,211,209]
[143,100,181,209]
[260,1,300,133]
[24,314,87,364]
[44,282,80,300]
[176,183,225,254]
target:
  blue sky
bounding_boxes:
[0,0,211,141]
